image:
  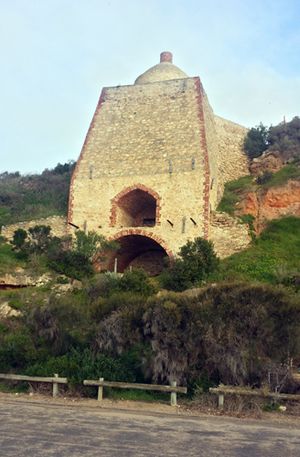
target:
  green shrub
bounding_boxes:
[95,282,300,386]
[260,164,300,188]
[11,228,27,250]
[244,123,269,159]
[256,171,273,185]
[118,269,156,296]
[0,238,25,274]
[48,251,94,280]
[161,238,219,291]
[0,329,37,371]
[25,348,139,388]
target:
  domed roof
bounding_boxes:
[135,52,188,85]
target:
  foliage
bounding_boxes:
[256,171,273,185]
[95,283,300,386]
[217,164,299,218]
[118,269,156,296]
[0,237,25,274]
[73,230,118,262]
[11,229,27,250]
[161,238,219,291]
[48,250,94,280]
[268,116,300,161]
[10,225,116,280]
[0,161,75,227]
[25,348,139,387]
[259,163,300,188]
[244,123,269,159]
[0,325,37,371]
[27,225,52,254]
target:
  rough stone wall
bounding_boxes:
[69,77,212,255]
[209,212,251,258]
[201,91,220,212]
[214,115,249,190]
[1,216,68,241]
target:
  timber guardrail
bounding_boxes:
[292,371,300,382]
[209,386,300,409]
[0,373,68,398]
[83,378,187,406]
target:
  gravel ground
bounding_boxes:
[0,393,299,456]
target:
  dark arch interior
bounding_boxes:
[110,235,168,275]
[116,189,156,227]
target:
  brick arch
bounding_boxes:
[110,184,161,227]
[110,229,173,260]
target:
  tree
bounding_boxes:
[73,230,118,262]
[161,238,219,291]
[244,123,269,159]
[11,228,27,250]
[28,225,52,254]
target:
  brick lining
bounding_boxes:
[67,88,107,225]
[110,229,173,259]
[194,77,210,238]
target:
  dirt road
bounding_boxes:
[0,398,299,456]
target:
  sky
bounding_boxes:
[1,0,300,173]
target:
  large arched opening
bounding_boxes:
[110,184,161,228]
[117,189,156,227]
[107,231,171,276]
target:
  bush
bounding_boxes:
[256,171,273,185]
[268,116,300,161]
[95,282,300,386]
[244,123,269,159]
[48,250,94,280]
[118,269,156,296]
[0,328,37,371]
[161,238,219,291]
[11,228,27,250]
[25,348,140,388]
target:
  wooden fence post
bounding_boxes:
[170,381,177,406]
[52,373,59,398]
[218,393,224,409]
[98,378,104,401]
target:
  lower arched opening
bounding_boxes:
[109,234,169,276]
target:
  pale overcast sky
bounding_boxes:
[1,0,299,173]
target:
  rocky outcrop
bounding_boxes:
[0,272,52,289]
[0,302,22,318]
[238,179,300,232]
[1,215,67,241]
[250,152,283,175]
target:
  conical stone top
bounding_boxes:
[135,52,188,85]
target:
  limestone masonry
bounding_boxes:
[66,52,250,273]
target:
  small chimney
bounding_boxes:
[160,51,173,63]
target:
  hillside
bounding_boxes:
[0,162,75,228]
[211,216,300,286]
[217,162,300,231]
[0,118,299,400]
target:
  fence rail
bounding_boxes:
[0,373,68,398]
[209,386,300,409]
[292,371,300,382]
[83,378,187,406]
